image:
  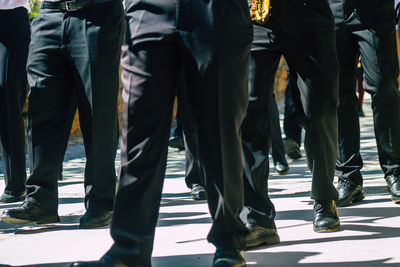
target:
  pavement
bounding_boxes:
[1,94,400,267]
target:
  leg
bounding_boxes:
[67,2,124,221]
[281,0,340,231]
[107,42,181,265]
[333,24,366,206]
[177,79,207,200]
[270,93,289,175]
[168,105,185,150]
[283,64,303,159]
[357,25,400,202]
[240,29,282,247]
[2,9,73,224]
[0,8,30,202]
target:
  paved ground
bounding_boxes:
[1,95,400,267]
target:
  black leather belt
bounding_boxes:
[41,0,120,12]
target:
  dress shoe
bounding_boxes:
[1,202,60,225]
[385,174,400,204]
[71,254,144,267]
[191,184,207,200]
[313,200,340,233]
[168,136,184,150]
[335,179,365,207]
[274,162,289,175]
[283,139,302,160]
[79,208,113,229]
[245,223,280,249]
[212,247,246,267]
[0,191,26,203]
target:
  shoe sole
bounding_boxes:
[246,234,280,249]
[313,223,340,233]
[192,191,207,201]
[336,191,365,207]
[79,216,112,229]
[391,195,400,204]
[1,215,60,225]
[387,186,400,204]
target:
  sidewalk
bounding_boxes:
[1,95,399,267]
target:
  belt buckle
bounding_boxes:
[65,0,78,11]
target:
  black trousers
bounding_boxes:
[242,0,339,213]
[329,1,400,184]
[283,64,302,145]
[176,82,204,189]
[25,1,124,212]
[108,0,252,264]
[0,8,30,196]
[269,94,287,166]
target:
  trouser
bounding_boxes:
[270,94,287,166]
[283,64,302,145]
[177,82,205,189]
[0,7,30,196]
[243,0,339,210]
[25,1,124,212]
[330,2,400,184]
[108,0,252,264]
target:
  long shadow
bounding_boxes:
[6,254,400,267]
[0,215,84,234]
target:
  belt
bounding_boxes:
[41,0,120,12]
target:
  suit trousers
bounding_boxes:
[269,94,287,166]
[25,2,124,212]
[107,0,252,264]
[177,82,204,189]
[0,7,30,196]
[283,64,302,145]
[242,0,339,211]
[330,1,400,184]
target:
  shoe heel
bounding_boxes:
[353,191,365,203]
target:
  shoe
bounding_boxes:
[1,202,60,225]
[313,200,340,233]
[245,223,280,249]
[71,254,140,267]
[283,139,301,160]
[385,174,400,204]
[168,136,184,150]
[0,191,26,203]
[191,184,207,200]
[274,162,289,175]
[212,247,246,267]
[79,209,113,229]
[335,179,365,207]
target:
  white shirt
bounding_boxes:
[0,0,30,11]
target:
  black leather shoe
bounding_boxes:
[245,223,280,249]
[168,136,184,150]
[79,209,113,229]
[71,254,143,267]
[313,200,340,233]
[212,247,246,267]
[191,184,207,200]
[274,162,289,175]
[0,191,26,203]
[283,139,301,160]
[385,174,400,204]
[335,179,365,207]
[1,202,60,225]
